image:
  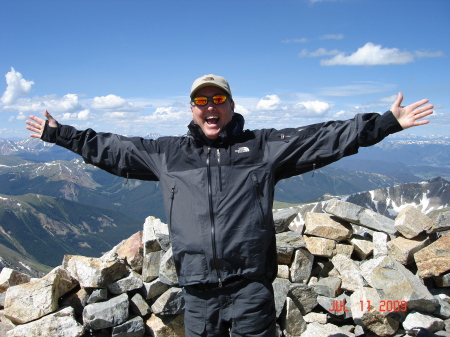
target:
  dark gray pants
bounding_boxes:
[183,278,276,337]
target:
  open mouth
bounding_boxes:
[206,116,219,125]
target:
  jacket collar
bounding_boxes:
[188,113,245,146]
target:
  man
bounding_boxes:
[26,74,433,337]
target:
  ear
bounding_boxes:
[231,100,235,112]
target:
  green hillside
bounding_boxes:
[0,193,143,267]
[0,243,52,277]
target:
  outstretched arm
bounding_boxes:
[25,110,160,181]
[26,110,58,138]
[390,92,434,129]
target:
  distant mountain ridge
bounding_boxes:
[2,135,449,164]
[342,176,450,217]
[0,156,165,222]
[291,177,450,229]
[343,138,450,168]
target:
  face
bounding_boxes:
[191,86,235,140]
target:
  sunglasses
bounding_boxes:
[192,95,228,106]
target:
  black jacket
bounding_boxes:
[42,111,403,286]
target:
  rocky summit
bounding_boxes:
[1,201,450,337]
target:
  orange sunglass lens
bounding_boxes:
[213,95,227,104]
[194,97,208,106]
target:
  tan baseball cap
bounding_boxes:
[190,74,232,98]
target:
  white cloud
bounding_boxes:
[234,104,250,116]
[1,68,34,104]
[329,94,403,120]
[300,48,341,57]
[321,43,414,66]
[0,69,85,115]
[242,94,335,129]
[6,93,83,114]
[415,50,444,58]
[111,112,128,118]
[299,43,443,66]
[377,94,398,104]
[333,110,347,118]
[56,94,82,112]
[153,107,185,119]
[91,94,139,111]
[294,101,332,115]
[61,109,91,121]
[61,113,76,120]
[255,95,281,110]
[16,112,26,120]
[78,109,90,120]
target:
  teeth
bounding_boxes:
[206,116,219,120]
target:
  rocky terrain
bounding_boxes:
[1,199,450,337]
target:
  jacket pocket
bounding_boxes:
[251,173,265,228]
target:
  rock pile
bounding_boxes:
[1,200,450,336]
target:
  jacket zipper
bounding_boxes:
[207,147,222,287]
[169,186,175,233]
[217,149,222,192]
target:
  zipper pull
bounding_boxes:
[171,187,175,199]
[207,147,211,164]
[218,277,223,288]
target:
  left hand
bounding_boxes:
[390,92,434,129]
[26,110,58,139]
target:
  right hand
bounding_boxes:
[26,110,58,139]
[390,92,433,130]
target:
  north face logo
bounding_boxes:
[235,147,250,153]
[204,77,215,81]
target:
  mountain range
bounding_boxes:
[0,136,449,275]
[290,176,450,224]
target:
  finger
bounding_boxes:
[408,99,430,111]
[414,119,430,126]
[44,110,58,127]
[414,109,434,120]
[29,115,46,125]
[26,120,44,129]
[26,125,43,134]
[414,103,434,113]
[44,110,57,122]
[391,92,403,110]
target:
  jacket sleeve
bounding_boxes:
[41,121,162,181]
[267,111,403,182]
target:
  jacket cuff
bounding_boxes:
[41,121,78,146]
[40,120,60,143]
[381,110,403,135]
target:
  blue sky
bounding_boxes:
[1,0,449,139]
